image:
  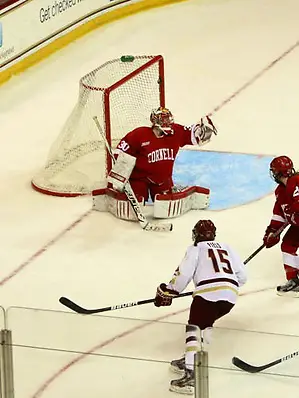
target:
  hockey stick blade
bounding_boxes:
[59,296,93,314]
[232,348,299,374]
[232,356,280,373]
[143,221,173,232]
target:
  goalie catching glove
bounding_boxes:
[192,115,217,145]
[154,283,179,307]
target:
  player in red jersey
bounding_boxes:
[93,107,217,221]
[113,107,217,201]
[263,155,299,296]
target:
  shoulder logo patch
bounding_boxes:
[293,186,299,197]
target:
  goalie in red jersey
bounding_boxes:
[263,155,299,297]
[93,107,217,221]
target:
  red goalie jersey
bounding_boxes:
[113,107,216,201]
[115,123,197,185]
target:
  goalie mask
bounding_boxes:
[270,156,295,184]
[192,219,216,246]
[150,107,174,135]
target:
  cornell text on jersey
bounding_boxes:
[148,148,174,163]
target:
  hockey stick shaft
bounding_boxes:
[59,243,269,315]
[59,225,288,315]
[59,229,287,315]
[59,291,193,315]
[243,244,265,265]
[232,349,299,373]
[92,116,172,232]
[232,223,289,373]
[243,223,287,265]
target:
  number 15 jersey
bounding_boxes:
[167,241,247,304]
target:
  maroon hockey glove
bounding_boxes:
[263,226,280,248]
[154,283,179,307]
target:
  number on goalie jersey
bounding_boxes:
[154,219,246,395]
[114,107,217,201]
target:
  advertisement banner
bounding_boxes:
[0,0,132,69]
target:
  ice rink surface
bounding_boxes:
[1,0,299,396]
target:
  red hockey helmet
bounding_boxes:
[270,156,295,183]
[192,220,216,245]
[150,107,174,135]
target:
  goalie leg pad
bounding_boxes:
[107,151,136,192]
[153,186,210,219]
[92,188,107,211]
[92,188,144,221]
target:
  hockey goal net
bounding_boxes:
[31,55,165,197]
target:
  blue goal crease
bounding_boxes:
[172,150,276,210]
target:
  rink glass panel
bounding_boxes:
[5,306,299,398]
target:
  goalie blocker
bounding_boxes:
[107,151,136,192]
[93,185,210,220]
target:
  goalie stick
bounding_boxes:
[232,349,299,373]
[92,116,173,232]
[59,291,193,315]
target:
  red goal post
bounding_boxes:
[31,55,165,197]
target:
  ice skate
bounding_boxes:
[169,369,194,395]
[170,357,186,374]
[277,278,299,297]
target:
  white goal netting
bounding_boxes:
[32,55,165,196]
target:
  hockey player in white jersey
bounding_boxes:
[154,219,247,394]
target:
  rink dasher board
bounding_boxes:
[0,0,186,82]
